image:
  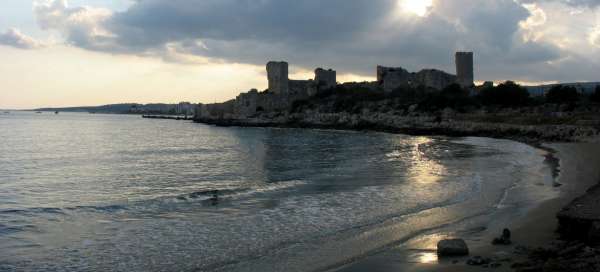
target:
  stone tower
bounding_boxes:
[455,52,474,88]
[314,68,337,90]
[266,61,289,95]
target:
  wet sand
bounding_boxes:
[335,142,600,272]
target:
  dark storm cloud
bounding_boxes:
[520,0,600,8]
[33,0,598,82]
[109,0,393,46]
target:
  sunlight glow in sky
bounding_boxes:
[400,0,433,17]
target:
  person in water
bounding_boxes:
[210,190,219,205]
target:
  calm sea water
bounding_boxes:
[0,112,555,271]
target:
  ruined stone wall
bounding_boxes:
[377,66,456,92]
[340,81,380,91]
[267,61,289,95]
[195,100,236,119]
[455,52,474,88]
[234,89,260,117]
[230,89,298,118]
[414,69,457,90]
[377,66,413,92]
[194,103,210,119]
[289,80,314,99]
[315,68,337,91]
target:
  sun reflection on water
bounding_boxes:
[406,233,452,264]
[386,137,447,184]
[409,137,446,184]
[416,251,439,264]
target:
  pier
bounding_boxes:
[142,115,193,120]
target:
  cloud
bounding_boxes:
[520,0,600,8]
[0,28,43,49]
[31,0,600,83]
[34,0,115,51]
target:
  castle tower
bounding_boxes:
[266,61,289,95]
[314,68,337,91]
[455,52,474,88]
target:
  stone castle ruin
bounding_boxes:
[195,52,475,120]
[376,52,475,92]
[197,61,338,119]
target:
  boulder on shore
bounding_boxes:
[437,239,469,256]
[557,184,600,245]
[588,221,600,245]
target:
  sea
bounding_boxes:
[0,111,558,271]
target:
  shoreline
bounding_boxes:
[333,142,600,272]
[191,118,600,271]
[193,115,600,144]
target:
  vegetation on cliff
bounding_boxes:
[291,81,599,115]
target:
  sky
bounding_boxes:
[1,0,600,109]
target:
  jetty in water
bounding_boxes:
[142,115,193,121]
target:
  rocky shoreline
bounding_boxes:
[194,111,600,143]
[503,182,600,272]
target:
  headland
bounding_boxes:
[193,52,600,144]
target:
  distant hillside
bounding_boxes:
[35,102,196,115]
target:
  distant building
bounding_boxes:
[175,102,194,116]
[525,82,600,97]
[482,81,494,88]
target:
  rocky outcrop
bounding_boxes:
[437,239,470,256]
[195,110,600,143]
[511,241,600,272]
[557,184,600,245]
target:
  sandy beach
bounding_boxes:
[335,142,600,272]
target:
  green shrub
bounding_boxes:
[478,81,530,107]
[417,83,477,111]
[545,85,579,104]
[590,86,600,103]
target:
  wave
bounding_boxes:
[0,179,309,218]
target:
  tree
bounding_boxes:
[590,85,600,103]
[478,81,530,107]
[545,85,579,104]
[389,84,427,104]
[439,83,473,109]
